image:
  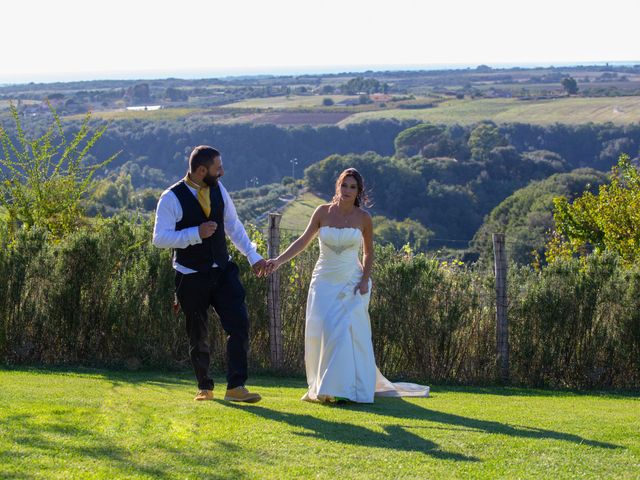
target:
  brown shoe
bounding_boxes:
[194,389,214,401]
[224,386,261,403]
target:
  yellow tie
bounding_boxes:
[184,175,211,218]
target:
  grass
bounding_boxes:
[0,368,638,479]
[64,107,206,121]
[221,95,358,109]
[280,191,327,233]
[339,96,640,125]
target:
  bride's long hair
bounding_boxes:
[331,168,370,208]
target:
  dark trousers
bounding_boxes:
[175,261,249,391]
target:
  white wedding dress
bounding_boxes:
[302,226,430,403]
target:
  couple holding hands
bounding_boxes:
[153,145,428,404]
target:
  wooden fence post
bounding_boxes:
[493,233,509,383]
[267,213,283,370]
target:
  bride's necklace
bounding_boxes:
[335,206,355,226]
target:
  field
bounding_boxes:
[45,95,640,127]
[279,191,327,233]
[339,96,640,126]
[65,107,207,121]
[221,111,353,126]
[221,95,358,109]
[0,368,638,479]
[248,112,353,125]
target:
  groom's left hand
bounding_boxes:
[354,279,369,295]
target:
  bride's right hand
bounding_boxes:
[265,258,282,275]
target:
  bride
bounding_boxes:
[266,168,429,403]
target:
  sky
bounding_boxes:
[2,0,639,84]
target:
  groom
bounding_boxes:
[153,145,267,402]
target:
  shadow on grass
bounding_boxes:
[358,398,622,450]
[223,402,479,462]
[224,393,621,460]
[0,410,253,479]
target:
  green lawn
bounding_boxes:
[340,96,640,125]
[0,368,638,479]
[280,191,327,233]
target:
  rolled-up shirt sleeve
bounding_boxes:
[219,182,263,266]
[152,189,202,249]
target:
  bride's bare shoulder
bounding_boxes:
[314,204,332,215]
[356,208,372,220]
[310,204,331,223]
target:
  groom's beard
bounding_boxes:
[203,173,220,187]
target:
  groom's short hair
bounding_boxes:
[189,145,220,172]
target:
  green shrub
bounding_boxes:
[1,219,638,389]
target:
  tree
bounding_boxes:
[164,87,188,102]
[128,83,151,104]
[468,123,506,160]
[0,104,118,238]
[546,154,640,264]
[394,123,445,157]
[322,98,334,106]
[561,77,579,95]
[341,77,382,95]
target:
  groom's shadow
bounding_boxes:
[222,393,621,461]
[222,402,479,462]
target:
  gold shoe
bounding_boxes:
[194,389,214,401]
[224,386,262,403]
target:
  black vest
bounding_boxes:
[171,180,229,272]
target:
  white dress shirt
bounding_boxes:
[152,180,262,273]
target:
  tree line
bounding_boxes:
[3,114,639,253]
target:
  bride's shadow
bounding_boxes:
[223,395,620,461]
[223,402,478,461]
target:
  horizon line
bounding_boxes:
[2,60,639,87]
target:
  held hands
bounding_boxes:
[198,221,217,239]
[264,258,282,276]
[251,259,269,277]
[251,258,281,277]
